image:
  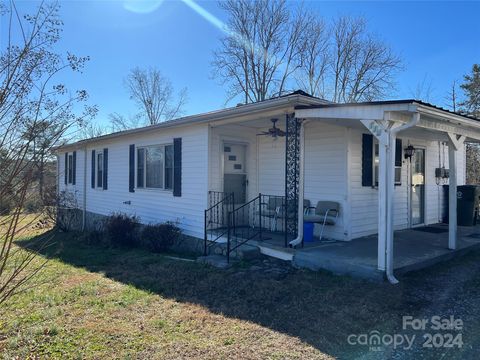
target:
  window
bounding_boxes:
[374,142,402,186]
[97,153,103,188]
[137,144,173,190]
[67,154,73,184]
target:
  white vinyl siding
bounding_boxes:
[349,130,466,239]
[57,118,467,242]
[58,124,209,238]
[58,149,85,209]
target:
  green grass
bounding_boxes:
[1,227,480,359]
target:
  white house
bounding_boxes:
[56,91,480,282]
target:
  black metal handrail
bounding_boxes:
[204,191,234,256]
[226,194,261,262]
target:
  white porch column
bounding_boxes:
[447,133,466,250]
[385,131,397,278]
[360,120,389,272]
[377,135,388,271]
[363,113,419,284]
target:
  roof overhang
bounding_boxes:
[295,101,480,143]
[55,93,329,152]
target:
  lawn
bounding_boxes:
[1,223,480,359]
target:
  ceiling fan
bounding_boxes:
[257,119,286,138]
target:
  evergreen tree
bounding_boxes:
[460,64,480,184]
[460,64,480,118]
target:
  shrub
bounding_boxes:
[105,213,140,247]
[142,222,181,253]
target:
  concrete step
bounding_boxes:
[205,239,262,261]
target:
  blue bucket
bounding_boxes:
[303,222,314,242]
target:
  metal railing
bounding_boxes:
[204,191,234,256]
[227,194,261,263]
[226,193,287,262]
[204,192,288,262]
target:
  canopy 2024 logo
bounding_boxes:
[347,316,463,351]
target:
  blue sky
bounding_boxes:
[11,1,480,127]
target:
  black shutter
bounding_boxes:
[64,152,68,185]
[103,148,108,190]
[362,134,373,187]
[395,139,402,167]
[173,138,182,197]
[72,151,77,185]
[91,150,96,188]
[129,144,135,193]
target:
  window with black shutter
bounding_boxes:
[91,148,108,190]
[362,134,402,187]
[135,144,173,190]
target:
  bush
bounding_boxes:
[142,222,181,253]
[105,213,140,247]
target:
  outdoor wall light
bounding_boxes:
[404,144,415,160]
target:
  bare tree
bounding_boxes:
[80,122,107,139]
[410,74,435,102]
[214,1,402,104]
[109,112,142,132]
[0,1,95,304]
[329,16,402,103]
[212,0,309,103]
[445,80,460,112]
[125,67,187,125]
[295,17,330,98]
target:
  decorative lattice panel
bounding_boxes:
[284,114,302,239]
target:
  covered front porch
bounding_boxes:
[204,97,480,282]
[263,224,480,280]
[294,100,480,282]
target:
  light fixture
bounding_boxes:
[404,144,415,160]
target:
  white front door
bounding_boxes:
[223,143,247,204]
[410,148,426,226]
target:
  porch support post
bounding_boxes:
[386,131,396,278]
[377,136,388,271]
[362,112,419,284]
[447,133,466,250]
[361,120,389,272]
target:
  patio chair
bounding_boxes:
[256,196,285,231]
[286,199,311,217]
[304,201,340,241]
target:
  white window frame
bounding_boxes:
[373,141,402,187]
[136,144,173,191]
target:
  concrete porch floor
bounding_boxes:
[251,224,480,280]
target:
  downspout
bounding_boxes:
[289,120,307,247]
[82,146,87,231]
[385,112,420,284]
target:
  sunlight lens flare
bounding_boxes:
[180,0,265,59]
[180,0,230,35]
